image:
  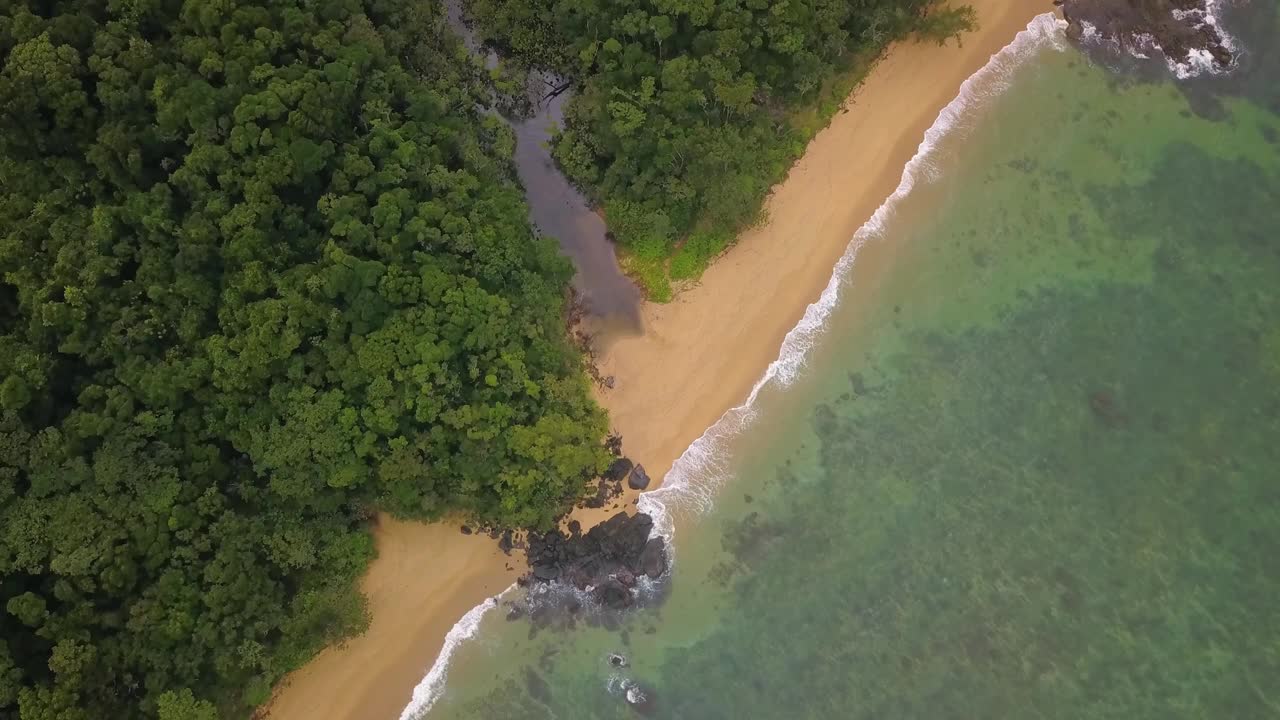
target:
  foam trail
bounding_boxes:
[397,586,514,720]
[639,13,1067,531]
[399,14,1066,719]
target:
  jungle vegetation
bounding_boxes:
[2,0,977,716]
[0,0,611,717]
[465,0,977,299]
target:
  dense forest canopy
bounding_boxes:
[466,0,976,298]
[0,0,610,717]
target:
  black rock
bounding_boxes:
[520,511,663,609]
[532,564,561,581]
[608,653,629,668]
[1061,0,1235,71]
[524,668,552,705]
[639,537,667,579]
[499,530,514,555]
[628,464,651,490]
[460,525,473,535]
[605,457,634,483]
[593,578,632,609]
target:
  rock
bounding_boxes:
[605,457,634,483]
[603,375,615,389]
[459,525,473,535]
[593,578,632,609]
[567,520,582,536]
[628,464,651,490]
[1089,389,1126,425]
[519,511,663,609]
[624,682,656,715]
[532,564,561,581]
[1061,0,1236,72]
[524,668,552,705]
[499,530,514,555]
[608,653,629,668]
[605,433,623,456]
[639,538,667,579]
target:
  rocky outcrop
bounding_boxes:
[638,537,667,579]
[1062,0,1235,74]
[523,511,667,609]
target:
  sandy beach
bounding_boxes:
[264,1,1049,717]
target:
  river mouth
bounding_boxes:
[444,0,643,337]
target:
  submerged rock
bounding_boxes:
[593,578,632,609]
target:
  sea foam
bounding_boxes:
[398,14,1067,720]
[396,590,511,720]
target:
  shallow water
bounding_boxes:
[413,8,1280,719]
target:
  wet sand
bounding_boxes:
[264,1,1050,717]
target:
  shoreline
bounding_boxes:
[263,1,1050,717]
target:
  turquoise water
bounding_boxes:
[415,9,1280,719]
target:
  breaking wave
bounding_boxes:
[396,589,511,720]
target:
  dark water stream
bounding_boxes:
[444,1,642,334]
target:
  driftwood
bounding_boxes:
[543,80,573,101]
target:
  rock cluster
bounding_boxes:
[581,456,633,508]
[1061,0,1235,72]
[522,511,667,608]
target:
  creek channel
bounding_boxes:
[444,1,643,337]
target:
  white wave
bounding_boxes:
[397,14,1068,719]
[1167,0,1239,79]
[639,13,1067,528]
[396,589,512,720]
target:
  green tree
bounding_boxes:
[465,0,976,296]
[0,0,610,717]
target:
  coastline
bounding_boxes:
[263,1,1049,717]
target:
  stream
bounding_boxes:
[444,0,643,336]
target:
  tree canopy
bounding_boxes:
[466,0,976,298]
[0,0,610,716]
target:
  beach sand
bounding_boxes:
[264,1,1050,717]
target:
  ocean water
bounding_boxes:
[410,7,1280,719]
